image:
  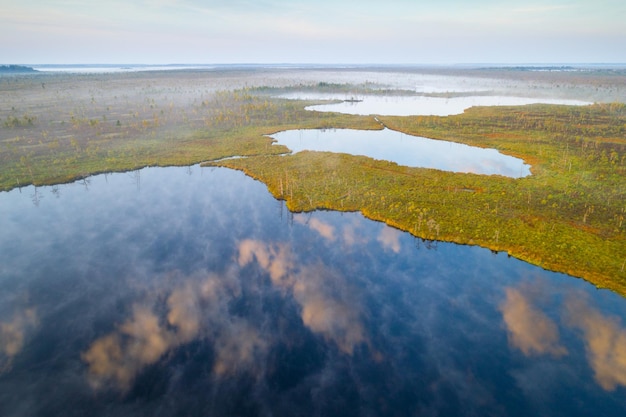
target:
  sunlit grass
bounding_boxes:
[1,73,624,295]
[211,101,626,295]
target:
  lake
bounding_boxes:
[1,165,625,416]
[278,92,591,116]
[269,128,531,177]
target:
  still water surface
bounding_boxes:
[1,166,625,416]
[279,92,591,116]
[269,128,531,177]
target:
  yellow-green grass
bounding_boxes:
[210,102,626,295]
[2,85,624,295]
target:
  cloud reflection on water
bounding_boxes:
[377,225,402,253]
[0,308,38,372]
[294,214,336,242]
[83,233,369,391]
[565,294,626,391]
[238,239,367,355]
[82,270,266,390]
[500,282,626,392]
[500,286,567,357]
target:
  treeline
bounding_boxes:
[0,65,37,73]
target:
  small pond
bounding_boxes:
[269,128,531,177]
[1,166,625,416]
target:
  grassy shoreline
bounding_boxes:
[209,102,625,295]
[1,69,625,295]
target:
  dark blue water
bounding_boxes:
[1,166,625,416]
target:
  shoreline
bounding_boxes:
[1,67,624,294]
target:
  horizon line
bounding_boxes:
[6,62,626,68]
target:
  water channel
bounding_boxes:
[1,166,625,416]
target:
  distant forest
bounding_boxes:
[0,65,37,73]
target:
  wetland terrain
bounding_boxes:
[2,65,622,291]
[1,65,626,416]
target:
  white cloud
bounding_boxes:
[377,226,402,253]
[0,308,38,372]
[294,215,336,241]
[499,287,567,357]
[238,239,367,355]
[565,294,626,391]
[81,271,257,390]
[511,5,571,13]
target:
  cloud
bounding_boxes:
[294,215,336,242]
[340,217,369,248]
[81,334,131,388]
[342,224,358,247]
[377,226,402,253]
[511,5,572,14]
[564,294,626,391]
[166,283,202,342]
[500,284,626,392]
[81,271,259,390]
[293,266,366,355]
[81,234,369,392]
[0,308,38,372]
[82,305,176,390]
[309,218,336,241]
[2,0,625,63]
[121,306,171,364]
[213,320,269,376]
[238,239,293,287]
[499,287,567,357]
[238,239,366,355]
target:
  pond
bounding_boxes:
[1,166,625,416]
[269,128,531,177]
[278,92,591,116]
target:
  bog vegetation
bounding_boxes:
[1,71,625,294]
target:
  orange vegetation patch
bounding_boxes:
[567,220,604,236]
[484,133,525,140]
[360,163,416,178]
[519,214,546,228]
[600,136,626,145]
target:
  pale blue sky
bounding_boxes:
[1,0,624,64]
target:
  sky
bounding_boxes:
[1,0,625,64]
